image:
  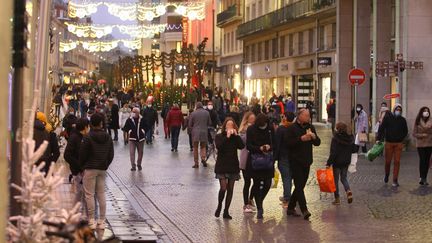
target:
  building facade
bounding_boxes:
[238,0,336,122]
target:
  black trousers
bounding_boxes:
[251,178,271,211]
[288,165,310,212]
[418,147,432,181]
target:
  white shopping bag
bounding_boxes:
[348,153,358,173]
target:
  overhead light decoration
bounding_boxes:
[82,40,119,52]
[66,23,113,38]
[122,39,142,50]
[117,24,167,38]
[59,41,77,52]
[105,2,137,21]
[68,1,206,21]
[68,1,101,18]
[59,39,142,52]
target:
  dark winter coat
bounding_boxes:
[62,113,77,139]
[326,132,356,168]
[246,124,275,180]
[64,130,84,175]
[34,120,51,166]
[123,117,146,142]
[274,124,290,161]
[214,132,245,174]
[285,122,321,168]
[207,109,220,128]
[161,104,170,120]
[109,104,120,129]
[79,128,114,171]
[166,107,184,128]
[142,107,158,131]
[377,113,408,143]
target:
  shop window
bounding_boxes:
[308,29,314,53]
[245,46,250,63]
[272,38,278,58]
[251,44,256,62]
[331,23,336,49]
[319,25,325,50]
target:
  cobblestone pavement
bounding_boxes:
[106,124,432,243]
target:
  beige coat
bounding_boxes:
[413,119,432,148]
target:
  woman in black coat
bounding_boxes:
[214,118,245,219]
[109,100,120,141]
[246,114,275,219]
[326,122,356,205]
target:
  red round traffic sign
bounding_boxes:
[383,93,400,100]
[348,68,366,86]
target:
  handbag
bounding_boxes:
[358,132,368,143]
[348,153,358,173]
[316,167,336,193]
[251,130,274,170]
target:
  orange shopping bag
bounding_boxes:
[316,167,336,193]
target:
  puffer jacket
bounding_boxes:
[79,128,114,171]
[166,107,184,127]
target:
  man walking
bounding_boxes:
[285,109,321,220]
[189,102,212,168]
[142,102,159,144]
[80,113,114,230]
[123,107,146,171]
[377,103,408,187]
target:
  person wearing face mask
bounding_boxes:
[123,107,146,171]
[246,114,275,219]
[141,102,159,144]
[206,101,221,145]
[285,95,296,113]
[285,109,321,220]
[413,107,432,185]
[377,104,408,187]
[354,104,369,154]
[375,102,390,135]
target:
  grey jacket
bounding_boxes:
[188,107,211,143]
[413,119,432,148]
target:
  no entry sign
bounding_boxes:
[383,93,401,100]
[349,68,366,86]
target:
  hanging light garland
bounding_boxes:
[66,22,113,38]
[68,1,206,21]
[59,39,142,52]
[68,1,102,18]
[65,22,167,39]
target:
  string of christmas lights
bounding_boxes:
[68,0,206,21]
[65,22,168,38]
[59,39,142,52]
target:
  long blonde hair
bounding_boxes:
[239,111,255,133]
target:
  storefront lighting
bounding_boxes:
[246,67,252,79]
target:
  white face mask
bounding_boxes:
[203,106,207,110]
[394,111,401,116]
[356,108,361,112]
[423,111,430,118]
[208,105,213,110]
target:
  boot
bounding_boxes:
[332,197,341,205]
[347,191,353,204]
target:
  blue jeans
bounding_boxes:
[333,166,350,198]
[170,126,181,150]
[146,126,154,143]
[278,158,292,201]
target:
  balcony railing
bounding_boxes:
[217,4,241,27]
[237,0,335,38]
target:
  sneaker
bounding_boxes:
[347,191,353,204]
[97,219,105,229]
[171,148,174,152]
[88,219,97,230]
[392,181,400,187]
[332,197,341,205]
[384,174,389,184]
[243,205,253,213]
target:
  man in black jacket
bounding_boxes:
[377,103,408,187]
[64,118,89,211]
[142,103,158,144]
[285,109,321,220]
[80,113,114,230]
[123,107,146,171]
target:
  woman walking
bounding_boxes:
[413,107,432,185]
[239,111,256,213]
[246,114,274,219]
[119,103,131,145]
[326,122,355,205]
[214,118,245,219]
[166,104,184,152]
[354,104,368,154]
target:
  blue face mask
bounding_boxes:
[394,111,401,116]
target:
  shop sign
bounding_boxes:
[295,60,313,70]
[383,93,400,100]
[318,57,331,66]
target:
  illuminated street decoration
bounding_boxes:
[65,22,167,39]
[59,39,142,52]
[68,1,206,21]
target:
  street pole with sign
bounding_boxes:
[349,68,366,133]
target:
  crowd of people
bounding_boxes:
[31,83,432,227]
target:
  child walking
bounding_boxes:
[326,122,356,205]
